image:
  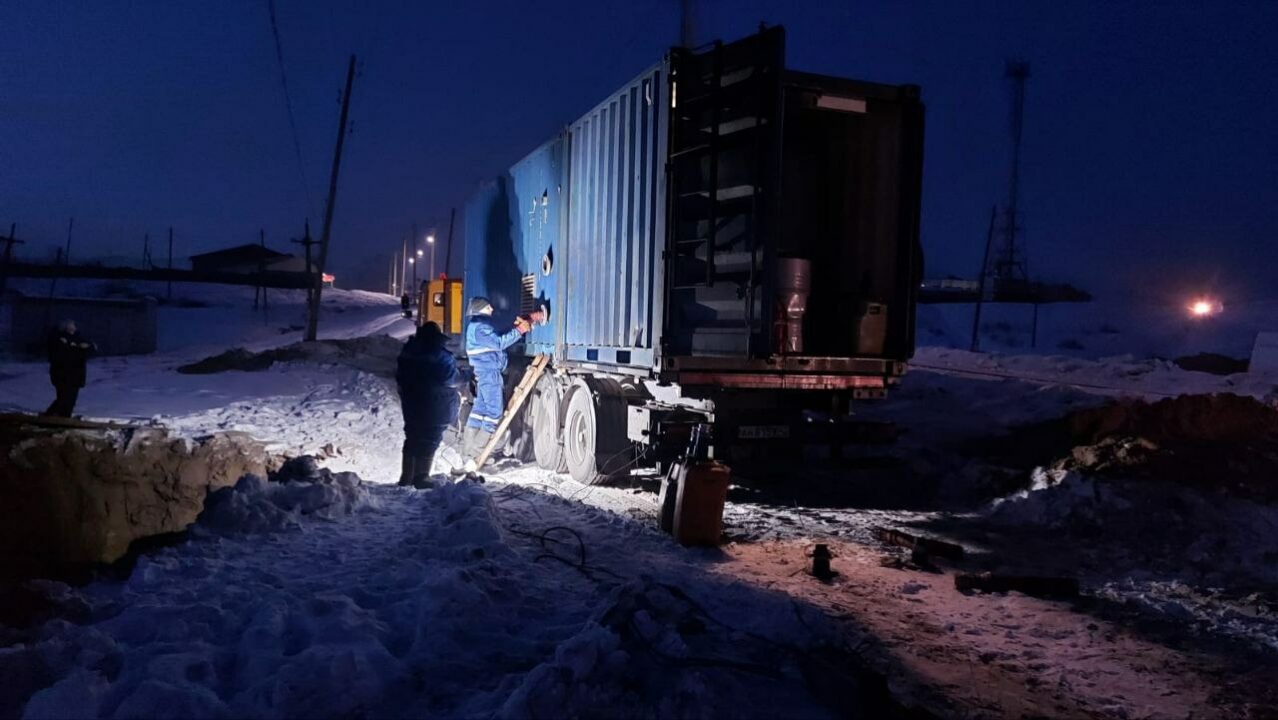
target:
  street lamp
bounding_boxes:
[426,234,436,278]
[408,256,416,291]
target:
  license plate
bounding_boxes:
[737,424,790,439]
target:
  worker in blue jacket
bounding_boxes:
[460,296,530,471]
[396,322,464,487]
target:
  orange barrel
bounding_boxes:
[673,460,731,546]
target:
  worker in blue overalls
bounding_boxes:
[460,296,530,472]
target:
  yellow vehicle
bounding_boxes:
[417,277,464,335]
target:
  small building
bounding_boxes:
[189,244,311,274]
[6,294,157,356]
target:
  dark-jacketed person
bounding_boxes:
[45,319,95,418]
[395,322,464,488]
[400,292,412,319]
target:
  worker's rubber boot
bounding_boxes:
[398,450,417,486]
[454,427,479,476]
[461,428,494,474]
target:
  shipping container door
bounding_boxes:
[662,26,785,359]
[562,65,668,370]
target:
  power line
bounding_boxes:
[265,0,317,219]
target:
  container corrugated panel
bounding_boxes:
[560,62,669,370]
[462,136,566,356]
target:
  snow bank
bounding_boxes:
[1094,579,1278,652]
[177,335,405,378]
[497,574,884,720]
[989,468,1131,527]
[4,476,572,719]
[197,458,373,535]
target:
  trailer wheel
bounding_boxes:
[563,380,629,486]
[531,375,568,473]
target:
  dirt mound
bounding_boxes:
[178,335,404,377]
[993,394,1278,503]
[0,424,269,567]
[1173,352,1249,376]
[1066,393,1278,445]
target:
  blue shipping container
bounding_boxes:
[464,26,923,386]
[464,66,667,370]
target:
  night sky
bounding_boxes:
[3,1,1275,301]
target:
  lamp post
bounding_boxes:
[409,256,416,293]
[415,248,423,295]
[426,234,436,278]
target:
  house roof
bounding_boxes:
[190,244,291,264]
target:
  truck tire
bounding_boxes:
[563,379,629,486]
[531,375,568,473]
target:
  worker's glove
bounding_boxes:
[514,317,532,335]
[528,309,547,325]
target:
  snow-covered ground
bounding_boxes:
[8,471,862,719]
[919,296,1278,361]
[2,284,1277,718]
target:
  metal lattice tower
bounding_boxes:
[992,59,1031,283]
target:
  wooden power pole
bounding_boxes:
[291,220,316,306]
[167,227,174,300]
[305,54,357,342]
[444,207,456,278]
[0,223,24,296]
[970,205,998,352]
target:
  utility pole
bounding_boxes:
[48,248,62,302]
[444,207,456,278]
[970,205,998,352]
[401,236,408,297]
[167,227,174,301]
[410,222,418,296]
[292,220,316,307]
[0,223,24,296]
[254,228,269,310]
[305,54,356,342]
[64,217,74,265]
[143,232,151,268]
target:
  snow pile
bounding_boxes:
[989,467,1131,528]
[499,577,884,720]
[2,478,581,719]
[196,457,373,535]
[1094,580,1278,652]
[177,335,406,378]
[984,467,1278,650]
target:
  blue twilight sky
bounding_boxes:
[2,1,1275,300]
